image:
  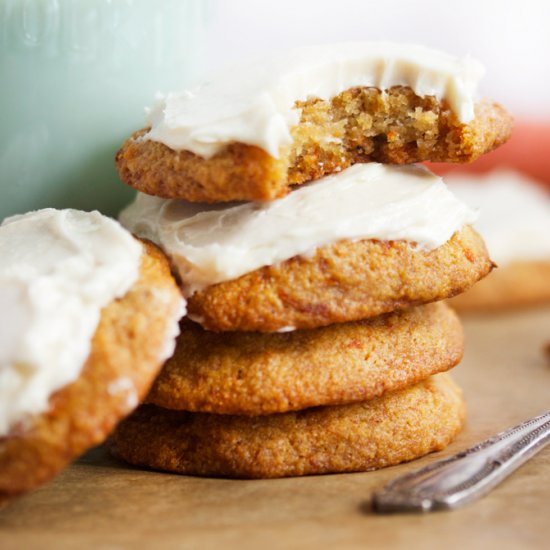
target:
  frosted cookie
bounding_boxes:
[187,226,491,331]
[147,302,463,415]
[116,43,513,202]
[110,374,465,479]
[446,171,550,311]
[121,164,493,331]
[0,210,185,500]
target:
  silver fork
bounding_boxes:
[372,409,550,513]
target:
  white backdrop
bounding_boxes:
[203,0,550,120]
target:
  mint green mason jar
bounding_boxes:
[0,0,213,219]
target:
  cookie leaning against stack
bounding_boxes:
[111,42,511,478]
[0,210,185,501]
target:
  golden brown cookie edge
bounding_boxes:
[148,302,463,415]
[187,225,493,332]
[110,374,466,479]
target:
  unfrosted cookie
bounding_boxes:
[117,90,512,203]
[148,302,463,415]
[0,241,184,500]
[110,374,465,479]
[187,225,493,332]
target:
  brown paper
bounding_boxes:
[1,308,550,549]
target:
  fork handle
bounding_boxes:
[372,409,550,513]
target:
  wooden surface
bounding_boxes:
[1,308,550,550]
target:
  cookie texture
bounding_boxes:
[187,225,493,332]
[110,374,465,479]
[148,302,463,415]
[0,241,183,499]
[115,87,512,203]
[450,260,550,312]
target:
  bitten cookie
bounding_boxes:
[110,374,465,479]
[148,302,463,415]
[116,43,512,203]
[187,225,493,332]
[0,240,184,500]
[117,90,512,203]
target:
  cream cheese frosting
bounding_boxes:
[447,170,550,265]
[0,209,142,436]
[120,163,477,297]
[143,42,485,159]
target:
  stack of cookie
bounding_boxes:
[111,43,512,478]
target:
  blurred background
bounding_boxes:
[203,0,550,122]
[1,0,549,220]
[202,0,550,187]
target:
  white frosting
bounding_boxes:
[0,209,142,436]
[143,42,484,159]
[120,163,477,296]
[107,377,139,411]
[156,288,187,362]
[447,170,550,266]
